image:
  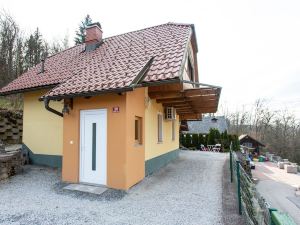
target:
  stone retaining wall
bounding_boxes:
[0,108,23,144]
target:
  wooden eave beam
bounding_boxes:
[189,102,218,108]
[148,89,219,100]
[148,91,184,99]
[162,102,190,107]
[180,113,202,120]
[178,108,218,113]
[162,100,218,107]
[157,97,187,104]
[184,88,219,96]
[174,107,193,111]
[156,96,218,104]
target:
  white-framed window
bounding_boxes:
[157,113,163,143]
[172,120,176,141]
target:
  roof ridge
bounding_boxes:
[45,44,83,60]
[167,22,193,26]
[45,22,192,60]
[102,22,193,41]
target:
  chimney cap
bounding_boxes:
[86,22,102,30]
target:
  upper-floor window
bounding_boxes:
[187,58,194,82]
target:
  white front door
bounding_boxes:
[80,109,107,185]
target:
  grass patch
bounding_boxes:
[0,96,23,110]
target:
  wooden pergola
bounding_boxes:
[148,82,221,120]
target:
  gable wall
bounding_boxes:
[23,90,63,159]
[182,40,198,89]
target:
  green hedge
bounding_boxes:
[180,129,240,151]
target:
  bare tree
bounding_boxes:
[0,11,20,86]
[227,100,300,163]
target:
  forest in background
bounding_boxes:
[223,99,300,163]
[0,11,69,109]
[0,11,299,164]
[0,12,91,109]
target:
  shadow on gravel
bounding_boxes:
[222,158,245,225]
[53,182,127,201]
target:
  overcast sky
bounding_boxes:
[1,0,300,118]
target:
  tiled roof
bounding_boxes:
[0,23,193,98]
[186,116,228,134]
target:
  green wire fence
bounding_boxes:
[230,151,271,225]
[230,150,297,225]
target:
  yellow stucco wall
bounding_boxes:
[145,88,180,160]
[23,90,63,155]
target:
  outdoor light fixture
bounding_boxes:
[62,98,73,115]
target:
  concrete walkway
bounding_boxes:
[0,151,227,225]
[252,162,300,225]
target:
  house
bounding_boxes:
[185,116,227,134]
[0,22,221,190]
[239,134,265,155]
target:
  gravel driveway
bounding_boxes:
[0,151,226,225]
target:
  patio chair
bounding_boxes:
[213,144,221,152]
[201,144,208,151]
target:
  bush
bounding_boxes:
[198,134,205,148]
[232,134,240,151]
[227,134,240,151]
[207,128,221,145]
[219,130,229,149]
[185,133,192,148]
[180,129,240,152]
[192,133,199,148]
[180,133,185,147]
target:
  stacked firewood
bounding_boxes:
[0,108,23,144]
[0,141,24,181]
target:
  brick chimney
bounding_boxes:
[85,22,102,51]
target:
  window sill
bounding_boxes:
[157,141,163,144]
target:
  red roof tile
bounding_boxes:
[0,22,193,98]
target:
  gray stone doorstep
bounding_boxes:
[63,183,107,195]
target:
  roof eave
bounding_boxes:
[40,86,135,101]
[0,84,58,96]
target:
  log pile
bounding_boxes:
[0,108,23,144]
[0,141,24,181]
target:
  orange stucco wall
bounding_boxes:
[125,88,145,188]
[62,93,127,189]
[62,88,146,190]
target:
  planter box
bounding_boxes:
[278,162,289,169]
[286,165,298,174]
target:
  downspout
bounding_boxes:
[44,98,63,117]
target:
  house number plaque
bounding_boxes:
[113,107,120,113]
